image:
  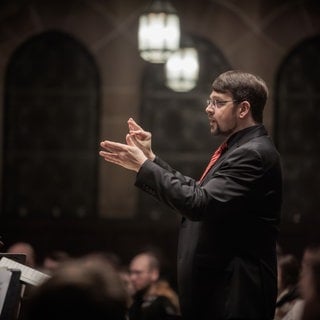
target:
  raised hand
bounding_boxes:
[127,118,155,161]
[99,134,148,172]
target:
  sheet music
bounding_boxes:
[0,257,50,286]
[0,267,12,314]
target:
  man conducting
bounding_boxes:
[99,70,283,320]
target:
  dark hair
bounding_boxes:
[212,70,268,123]
[25,257,128,320]
[278,254,300,289]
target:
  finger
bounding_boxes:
[102,155,122,166]
[128,118,143,131]
[130,130,150,140]
[99,151,117,158]
[129,130,143,136]
[99,142,115,153]
[100,140,127,152]
[128,134,143,149]
[126,134,135,146]
[99,151,122,165]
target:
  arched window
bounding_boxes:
[275,35,320,224]
[2,30,100,219]
[138,35,231,220]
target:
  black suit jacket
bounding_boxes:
[135,125,282,320]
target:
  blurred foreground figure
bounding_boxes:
[300,245,320,320]
[129,251,180,320]
[23,256,129,320]
[6,241,36,267]
[40,250,70,275]
[275,254,302,320]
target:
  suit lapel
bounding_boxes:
[199,125,268,186]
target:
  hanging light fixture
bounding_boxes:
[138,0,180,63]
[165,36,199,92]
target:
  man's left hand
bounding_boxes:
[99,134,148,172]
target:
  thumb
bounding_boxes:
[128,118,142,131]
[126,133,135,146]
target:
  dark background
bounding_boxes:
[0,0,320,280]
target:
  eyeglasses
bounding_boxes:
[206,99,238,108]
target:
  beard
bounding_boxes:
[210,119,237,137]
[210,122,222,136]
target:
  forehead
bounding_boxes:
[130,255,149,270]
[210,90,232,99]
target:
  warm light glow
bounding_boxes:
[138,3,180,63]
[165,47,199,92]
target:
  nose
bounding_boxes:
[129,274,136,283]
[206,104,214,114]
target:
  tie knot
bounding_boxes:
[211,141,227,158]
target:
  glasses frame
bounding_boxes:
[206,99,239,108]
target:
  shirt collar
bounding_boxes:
[226,124,264,149]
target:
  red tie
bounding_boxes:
[199,142,227,183]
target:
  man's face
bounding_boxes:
[129,255,157,293]
[205,90,239,137]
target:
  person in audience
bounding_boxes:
[299,245,320,320]
[40,250,70,274]
[23,255,129,320]
[278,245,320,320]
[275,254,301,319]
[119,265,135,303]
[6,241,36,267]
[148,279,180,315]
[128,251,180,320]
[84,250,122,269]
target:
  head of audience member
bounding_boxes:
[24,256,129,320]
[278,254,300,293]
[41,250,70,274]
[6,241,36,267]
[300,245,320,320]
[129,251,160,295]
[84,251,121,270]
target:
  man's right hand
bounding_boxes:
[127,118,156,161]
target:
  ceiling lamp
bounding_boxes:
[165,42,199,92]
[138,0,180,63]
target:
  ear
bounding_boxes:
[151,269,159,282]
[238,101,250,119]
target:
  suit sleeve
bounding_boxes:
[135,148,267,221]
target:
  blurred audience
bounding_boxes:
[277,245,320,320]
[275,254,301,320]
[6,241,36,267]
[23,255,129,320]
[148,279,180,314]
[299,245,320,320]
[119,266,135,301]
[40,250,71,275]
[128,251,180,320]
